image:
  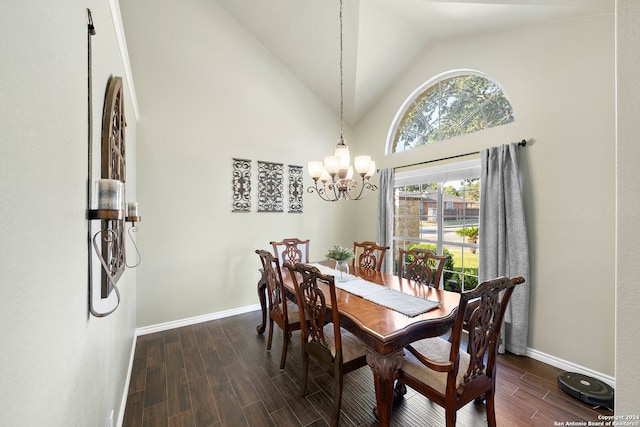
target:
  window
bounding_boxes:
[388,71,514,153]
[393,160,480,292]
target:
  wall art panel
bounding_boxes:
[257,161,284,212]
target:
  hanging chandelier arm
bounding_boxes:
[308,179,341,202]
[344,178,367,201]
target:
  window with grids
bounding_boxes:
[390,72,514,153]
[393,160,480,292]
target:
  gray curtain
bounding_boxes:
[479,143,529,355]
[377,168,395,274]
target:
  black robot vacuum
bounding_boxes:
[557,371,614,409]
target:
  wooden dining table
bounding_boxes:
[256,261,461,426]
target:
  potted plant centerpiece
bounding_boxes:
[325,245,355,282]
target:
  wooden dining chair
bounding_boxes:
[270,238,310,265]
[393,275,525,427]
[255,249,301,371]
[398,247,450,289]
[352,241,389,272]
[283,262,368,427]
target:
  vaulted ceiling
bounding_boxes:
[216,0,613,126]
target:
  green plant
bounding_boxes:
[455,226,478,243]
[456,226,479,254]
[325,245,355,261]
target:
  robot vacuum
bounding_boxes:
[557,371,614,409]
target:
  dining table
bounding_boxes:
[256,260,461,427]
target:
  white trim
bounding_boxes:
[108,0,140,120]
[116,334,138,427]
[135,304,262,336]
[526,347,615,389]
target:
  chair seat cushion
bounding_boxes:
[285,300,300,323]
[401,337,471,395]
[323,324,367,363]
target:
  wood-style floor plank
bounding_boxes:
[123,310,613,427]
[182,346,205,381]
[211,380,248,426]
[167,369,191,416]
[241,401,276,427]
[188,376,220,427]
[144,366,167,408]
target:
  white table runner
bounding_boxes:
[309,263,440,317]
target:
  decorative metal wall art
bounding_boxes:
[257,161,284,212]
[231,159,304,213]
[232,158,252,212]
[288,165,304,213]
[99,75,126,298]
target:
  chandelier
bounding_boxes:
[307,0,377,202]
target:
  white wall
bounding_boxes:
[615,0,640,414]
[0,1,137,425]
[354,15,616,378]
[120,0,357,328]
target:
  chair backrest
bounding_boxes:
[397,248,449,289]
[255,249,289,321]
[271,238,310,265]
[454,276,525,392]
[352,241,389,272]
[283,262,342,363]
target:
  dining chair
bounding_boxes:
[393,275,525,427]
[270,238,310,265]
[283,262,368,427]
[398,247,449,289]
[352,241,389,272]
[255,249,301,371]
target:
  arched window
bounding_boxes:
[388,71,514,153]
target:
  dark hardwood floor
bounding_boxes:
[122,310,611,426]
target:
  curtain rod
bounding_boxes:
[394,139,527,171]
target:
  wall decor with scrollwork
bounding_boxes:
[231,159,304,213]
[232,158,251,212]
[257,161,284,212]
[288,165,303,213]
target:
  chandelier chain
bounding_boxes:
[305,0,377,201]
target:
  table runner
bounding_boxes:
[309,263,440,317]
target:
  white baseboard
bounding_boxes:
[135,304,262,336]
[526,347,615,389]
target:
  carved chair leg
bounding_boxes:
[331,369,344,427]
[486,390,497,427]
[266,319,274,351]
[256,275,267,334]
[445,407,457,427]
[279,330,288,371]
[300,351,309,396]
